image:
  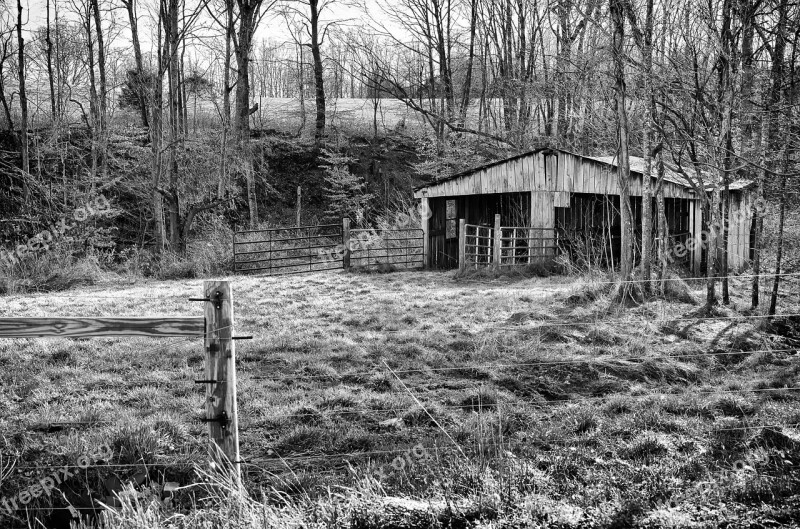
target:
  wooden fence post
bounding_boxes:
[458,219,466,271]
[296,186,302,227]
[493,214,502,271]
[342,218,351,269]
[203,280,241,483]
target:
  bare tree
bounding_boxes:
[16,0,30,200]
[752,0,789,309]
[206,0,274,226]
[0,15,14,132]
[45,0,57,120]
[121,0,149,128]
[90,0,108,180]
[610,0,634,292]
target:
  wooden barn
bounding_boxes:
[414,148,755,273]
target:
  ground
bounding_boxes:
[1,269,799,528]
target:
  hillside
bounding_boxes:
[1,270,799,528]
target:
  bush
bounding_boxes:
[115,216,234,280]
[0,243,107,294]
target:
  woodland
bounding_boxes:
[0,0,797,305]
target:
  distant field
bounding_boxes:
[108,96,508,138]
[1,269,799,527]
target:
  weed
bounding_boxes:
[623,437,668,463]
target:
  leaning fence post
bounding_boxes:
[458,219,466,271]
[342,218,351,269]
[203,280,241,483]
[493,214,502,271]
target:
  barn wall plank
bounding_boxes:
[485,167,494,193]
[574,160,585,193]
[520,157,530,190]
[514,159,523,191]
[565,154,574,193]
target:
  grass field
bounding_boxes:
[1,269,800,528]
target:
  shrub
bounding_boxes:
[0,243,106,293]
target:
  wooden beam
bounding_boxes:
[691,199,703,274]
[458,219,466,271]
[493,214,502,271]
[420,197,430,269]
[0,317,206,338]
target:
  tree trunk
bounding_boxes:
[151,6,166,253]
[84,2,99,189]
[655,150,669,294]
[458,0,477,127]
[705,193,719,308]
[91,0,108,181]
[737,0,756,162]
[611,0,634,289]
[0,38,13,132]
[769,33,796,317]
[719,0,735,305]
[166,0,181,249]
[223,0,233,128]
[16,0,30,201]
[46,0,57,120]
[639,0,654,294]
[310,0,326,146]
[233,0,260,228]
[768,153,788,317]
[751,0,788,309]
[124,0,149,129]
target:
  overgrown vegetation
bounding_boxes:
[1,271,798,528]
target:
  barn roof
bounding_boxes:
[584,155,693,189]
[415,148,752,193]
[588,155,755,192]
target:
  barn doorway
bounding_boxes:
[428,193,531,269]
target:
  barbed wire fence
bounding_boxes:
[0,267,798,522]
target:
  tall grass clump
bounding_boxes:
[82,463,307,529]
[128,216,234,280]
[0,243,107,294]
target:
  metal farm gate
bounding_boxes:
[233,224,344,275]
[349,228,425,270]
[233,221,425,276]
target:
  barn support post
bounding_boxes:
[493,214,501,271]
[203,280,241,484]
[458,219,466,271]
[420,197,430,269]
[342,218,351,269]
[691,199,703,274]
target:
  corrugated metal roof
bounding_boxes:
[582,155,694,189]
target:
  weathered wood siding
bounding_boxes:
[414,151,695,199]
[726,190,754,271]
